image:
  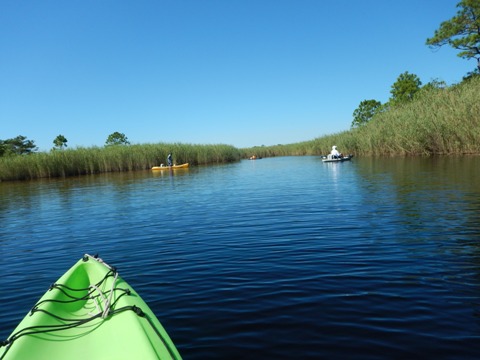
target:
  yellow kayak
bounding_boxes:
[151,163,189,171]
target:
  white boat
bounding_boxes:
[322,154,353,163]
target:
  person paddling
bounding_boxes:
[167,153,173,166]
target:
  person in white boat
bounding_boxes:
[330,145,343,159]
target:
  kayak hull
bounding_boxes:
[152,163,189,171]
[1,255,182,360]
[322,155,353,163]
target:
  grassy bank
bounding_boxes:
[349,75,480,155]
[2,77,478,181]
[242,75,480,157]
[0,143,241,181]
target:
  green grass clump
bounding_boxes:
[0,143,241,181]
[348,77,480,155]
[242,75,480,157]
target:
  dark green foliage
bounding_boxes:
[0,135,38,156]
[53,135,68,150]
[351,99,383,128]
[426,0,480,71]
[105,132,130,146]
[390,72,422,106]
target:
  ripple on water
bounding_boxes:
[1,157,480,358]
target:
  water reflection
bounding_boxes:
[355,156,480,306]
[355,157,480,234]
[151,168,190,178]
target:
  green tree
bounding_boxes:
[416,78,447,98]
[390,71,422,106]
[426,0,480,72]
[351,99,383,128]
[53,134,68,150]
[0,135,38,156]
[105,132,130,146]
[422,78,447,91]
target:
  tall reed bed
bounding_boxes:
[242,76,480,157]
[241,140,318,158]
[2,77,478,181]
[241,131,360,159]
[349,76,480,155]
[0,143,241,181]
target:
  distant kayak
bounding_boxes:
[0,254,182,360]
[152,163,189,171]
[322,155,353,163]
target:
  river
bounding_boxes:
[1,156,479,359]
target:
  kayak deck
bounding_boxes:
[0,254,182,360]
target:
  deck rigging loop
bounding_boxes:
[1,254,180,360]
[88,270,119,318]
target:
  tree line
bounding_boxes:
[351,0,479,128]
[2,1,479,158]
[0,132,131,157]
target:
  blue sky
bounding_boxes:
[0,0,475,151]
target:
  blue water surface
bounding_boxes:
[1,156,479,359]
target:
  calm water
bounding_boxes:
[1,156,480,359]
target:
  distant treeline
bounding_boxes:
[2,1,480,182]
[1,76,479,182]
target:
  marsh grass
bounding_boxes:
[2,77,479,181]
[349,76,480,155]
[242,76,480,157]
[0,143,240,181]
